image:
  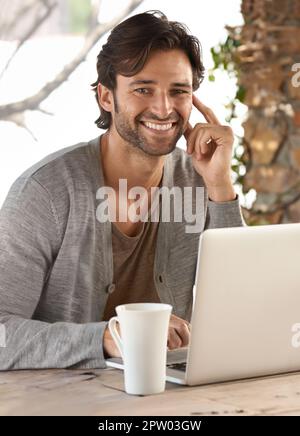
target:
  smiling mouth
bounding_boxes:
[140,121,177,133]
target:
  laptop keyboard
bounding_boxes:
[167,362,187,372]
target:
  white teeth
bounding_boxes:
[143,122,173,131]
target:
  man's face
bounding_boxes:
[110,49,194,156]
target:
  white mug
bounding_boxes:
[108,303,172,395]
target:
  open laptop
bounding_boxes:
[106,223,300,385]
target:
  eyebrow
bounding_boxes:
[128,79,192,88]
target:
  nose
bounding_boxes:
[150,92,173,120]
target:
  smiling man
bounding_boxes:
[0,11,244,369]
[104,50,190,157]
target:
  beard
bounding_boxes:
[112,95,185,157]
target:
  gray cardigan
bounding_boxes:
[0,136,244,370]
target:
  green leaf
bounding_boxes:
[236,86,246,102]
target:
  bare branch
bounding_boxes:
[0,0,39,38]
[0,0,57,80]
[37,107,54,116]
[0,0,144,121]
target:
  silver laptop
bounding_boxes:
[106,223,300,385]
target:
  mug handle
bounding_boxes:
[108,316,124,359]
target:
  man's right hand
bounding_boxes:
[103,314,191,358]
[103,324,122,358]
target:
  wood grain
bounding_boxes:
[1,368,300,415]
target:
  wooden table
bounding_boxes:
[1,367,300,416]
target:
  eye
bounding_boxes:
[172,89,189,95]
[134,88,150,94]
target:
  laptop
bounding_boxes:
[106,223,300,385]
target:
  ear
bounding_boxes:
[97,83,114,112]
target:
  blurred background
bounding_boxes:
[0,0,299,224]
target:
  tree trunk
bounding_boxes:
[238,0,300,224]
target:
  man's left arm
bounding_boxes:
[205,178,245,230]
[204,194,245,230]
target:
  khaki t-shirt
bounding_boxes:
[102,217,161,321]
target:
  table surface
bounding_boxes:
[2,367,300,416]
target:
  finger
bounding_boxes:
[175,323,190,348]
[170,314,190,327]
[195,130,215,158]
[187,124,213,158]
[168,315,191,348]
[186,123,207,155]
[184,121,193,142]
[168,328,182,350]
[103,326,122,358]
[194,130,211,156]
[192,94,221,125]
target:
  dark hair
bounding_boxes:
[91,10,205,129]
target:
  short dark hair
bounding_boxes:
[91,10,205,129]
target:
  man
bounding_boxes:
[0,11,244,370]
